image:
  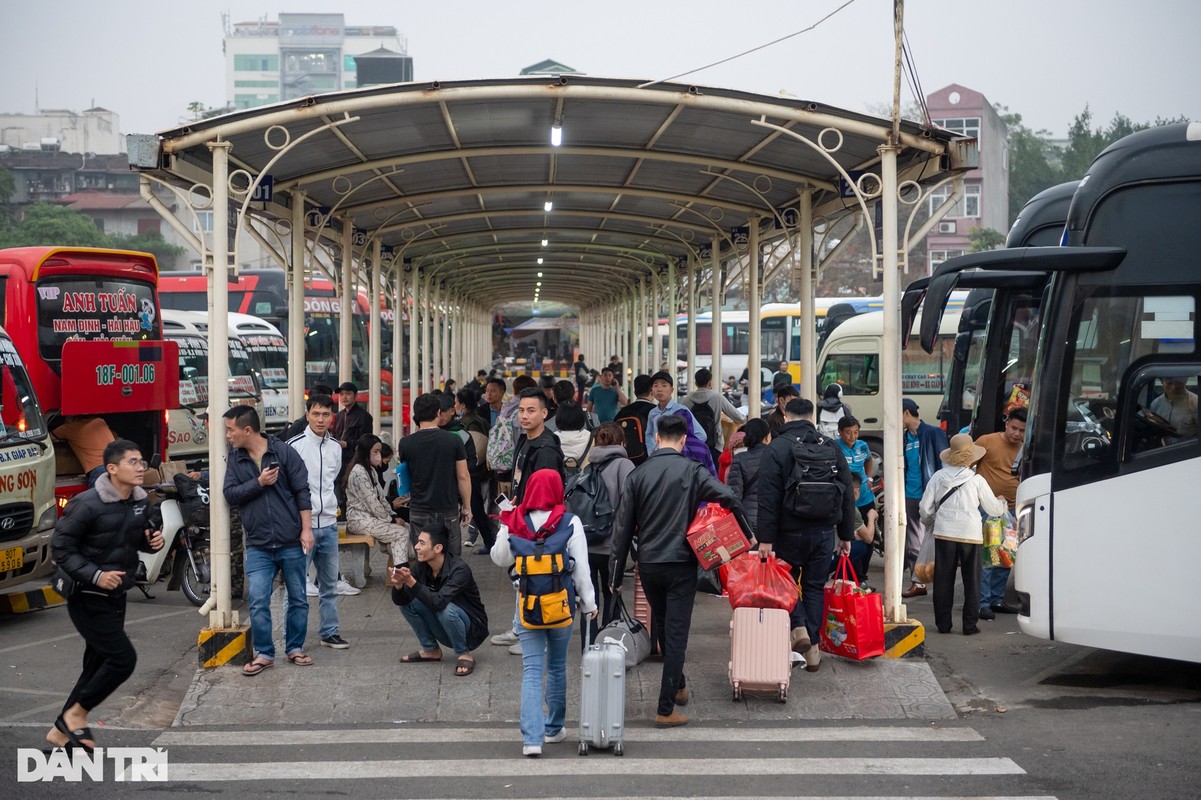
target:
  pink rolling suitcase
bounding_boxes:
[728,606,791,703]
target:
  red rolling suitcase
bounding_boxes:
[728,606,791,703]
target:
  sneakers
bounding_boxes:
[335,579,361,596]
[543,728,567,744]
[320,634,351,649]
[803,643,821,673]
[674,686,690,706]
[978,607,996,621]
[305,581,319,597]
[790,650,808,669]
[508,642,523,655]
[654,709,689,728]
[490,630,520,646]
[522,745,542,757]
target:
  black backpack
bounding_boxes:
[615,414,647,465]
[690,400,719,445]
[565,456,616,546]
[783,435,845,523]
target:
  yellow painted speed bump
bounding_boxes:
[0,585,65,614]
[884,621,926,658]
[198,626,252,669]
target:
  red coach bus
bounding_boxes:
[158,269,402,418]
[0,247,178,508]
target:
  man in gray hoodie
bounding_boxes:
[681,368,745,460]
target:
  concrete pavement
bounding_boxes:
[175,545,955,727]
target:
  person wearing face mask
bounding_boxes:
[343,434,412,565]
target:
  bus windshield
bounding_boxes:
[175,335,210,408]
[35,276,160,365]
[240,334,289,389]
[228,339,259,398]
[0,335,47,441]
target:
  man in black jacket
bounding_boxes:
[757,398,856,674]
[392,528,488,676]
[48,439,163,752]
[512,387,565,502]
[610,414,740,728]
[223,406,315,674]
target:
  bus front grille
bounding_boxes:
[0,503,35,543]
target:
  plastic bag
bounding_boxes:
[820,555,884,660]
[686,503,751,570]
[719,552,798,612]
[913,532,936,584]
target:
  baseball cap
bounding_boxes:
[650,370,674,387]
[902,398,920,414]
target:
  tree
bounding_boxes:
[0,203,110,248]
[109,229,184,266]
[996,105,1059,223]
[968,227,1005,253]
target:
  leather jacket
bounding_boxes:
[609,448,740,580]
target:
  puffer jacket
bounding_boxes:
[609,449,739,579]
[757,420,857,545]
[726,444,767,534]
[52,474,160,594]
[345,463,399,539]
[918,465,1008,544]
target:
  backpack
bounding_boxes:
[783,434,845,523]
[690,399,719,445]
[817,406,843,439]
[615,414,647,465]
[565,456,617,546]
[562,435,593,481]
[486,413,517,472]
[507,515,577,629]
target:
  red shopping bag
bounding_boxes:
[686,503,751,570]
[819,555,884,660]
[719,552,798,612]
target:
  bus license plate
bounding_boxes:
[0,546,23,573]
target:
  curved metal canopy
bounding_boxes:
[147,75,966,310]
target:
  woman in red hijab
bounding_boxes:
[492,469,596,757]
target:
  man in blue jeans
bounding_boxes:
[288,394,352,650]
[756,398,856,675]
[391,529,488,676]
[222,406,314,674]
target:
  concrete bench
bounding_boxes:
[338,527,376,589]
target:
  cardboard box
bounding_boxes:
[687,505,751,570]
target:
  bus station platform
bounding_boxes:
[174,546,956,728]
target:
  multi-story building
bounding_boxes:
[223,12,412,111]
[923,83,1010,271]
[0,107,124,155]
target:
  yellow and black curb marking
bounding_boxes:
[198,626,253,669]
[884,621,926,658]
[0,585,65,614]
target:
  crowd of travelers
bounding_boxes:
[45,353,1037,757]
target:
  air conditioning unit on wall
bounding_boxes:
[937,221,956,234]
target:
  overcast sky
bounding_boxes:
[2,0,1196,140]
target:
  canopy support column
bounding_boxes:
[798,191,816,400]
[710,236,723,404]
[667,260,678,382]
[408,265,420,425]
[289,191,307,421]
[370,239,382,432]
[422,273,432,393]
[686,256,697,389]
[340,225,353,385]
[747,218,761,419]
[392,263,403,445]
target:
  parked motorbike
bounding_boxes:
[134,469,211,607]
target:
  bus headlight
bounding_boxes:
[1016,505,1034,543]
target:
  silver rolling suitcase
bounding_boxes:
[578,643,625,756]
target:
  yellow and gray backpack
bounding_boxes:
[508,514,577,629]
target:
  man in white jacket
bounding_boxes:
[918,434,1007,637]
[288,394,354,650]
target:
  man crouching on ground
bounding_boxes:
[391,529,489,676]
[609,414,742,728]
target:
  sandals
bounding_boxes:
[286,652,313,666]
[455,657,475,677]
[53,714,95,753]
[400,651,442,663]
[242,657,274,676]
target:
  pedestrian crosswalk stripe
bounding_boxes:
[166,757,1026,781]
[154,725,984,747]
